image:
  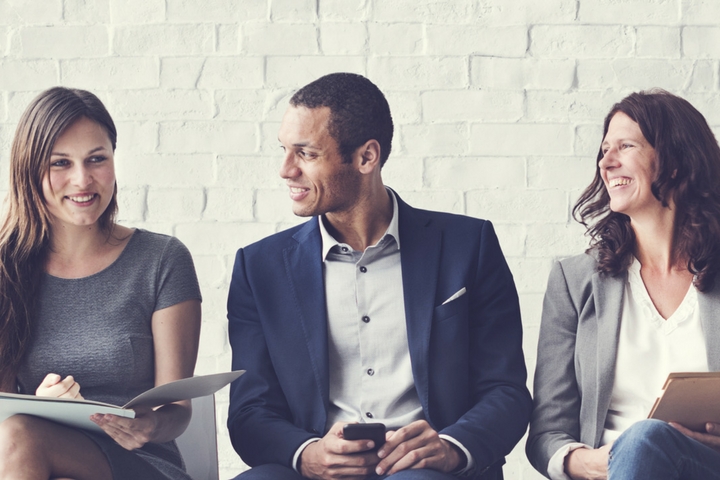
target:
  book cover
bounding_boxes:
[0,370,244,434]
[648,372,720,431]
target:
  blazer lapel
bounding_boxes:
[699,279,720,370]
[284,218,330,413]
[591,271,625,447]
[397,198,442,410]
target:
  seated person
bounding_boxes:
[527,89,720,480]
[227,72,531,480]
[0,87,202,480]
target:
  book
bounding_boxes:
[648,372,720,431]
[0,370,244,434]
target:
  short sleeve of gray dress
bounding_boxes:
[16,229,202,480]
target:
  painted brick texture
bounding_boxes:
[1,1,718,478]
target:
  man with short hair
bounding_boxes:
[227,73,531,480]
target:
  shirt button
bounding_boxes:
[341,247,348,252]
[367,368,374,376]
[362,316,370,323]
[366,412,373,418]
[359,266,367,273]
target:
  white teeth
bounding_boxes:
[68,194,95,202]
[609,178,631,188]
[290,187,307,193]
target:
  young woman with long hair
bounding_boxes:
[0,87,202,480]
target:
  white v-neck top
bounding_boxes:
[601,257,707,444]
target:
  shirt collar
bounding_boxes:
[319,188,401,261]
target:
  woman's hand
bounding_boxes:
[91,406,159,450]
[90,299,200,451]
[671,422,720,453]
[35,373,84,399]
[90,401,190,450]
[565,444,612,480]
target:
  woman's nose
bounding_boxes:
[72,165,93,187]
[598,147,618,170]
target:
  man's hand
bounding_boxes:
[35,373,84,399]
[564,444,611,480]
[299,422,380,480]
[90,406,159,450]
[671,422,720,453]
[375,420,462,476]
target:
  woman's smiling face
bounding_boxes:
[599,111,664,220]
[42,116,116,230]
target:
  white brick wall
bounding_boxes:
[1,1,717,478]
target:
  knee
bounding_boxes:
[0,415,43,462]
[620,419,675,442]
[613,419,678,455]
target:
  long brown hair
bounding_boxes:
[0,87,118,389]
[573,89,720,291]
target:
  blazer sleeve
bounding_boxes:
[526,260,586,478]
[226,248,318,467]
[436,220,533,474]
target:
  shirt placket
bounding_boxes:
[356,245,380,421]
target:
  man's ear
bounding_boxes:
[356,139,382,174]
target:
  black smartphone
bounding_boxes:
[342,423,386,447]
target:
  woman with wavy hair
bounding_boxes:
[0,87,202,480]
[527,90,720,480]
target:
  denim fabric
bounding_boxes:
[609,419,720,480]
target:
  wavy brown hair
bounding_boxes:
[0,87,118,390]
[573,89,720,291]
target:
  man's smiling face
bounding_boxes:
[278,105,362,218]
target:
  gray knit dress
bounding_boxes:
[16,229,202,480]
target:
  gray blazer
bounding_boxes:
[525,252,720,478]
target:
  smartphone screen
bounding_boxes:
[343,423,386,447]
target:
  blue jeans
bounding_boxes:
[609,419,720,479]
[233,464,458,480]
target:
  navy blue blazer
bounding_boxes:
[227,195,532,479]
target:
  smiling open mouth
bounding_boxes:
[609,178,632,188]
[67,194,97,203]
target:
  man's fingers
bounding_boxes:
[384,444,440,475]
[376,421,441,474]
[379,420,428,457]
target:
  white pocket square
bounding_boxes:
[441,287,466,305]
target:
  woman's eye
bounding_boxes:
[50,159,69,167]
[88,155,107,163]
